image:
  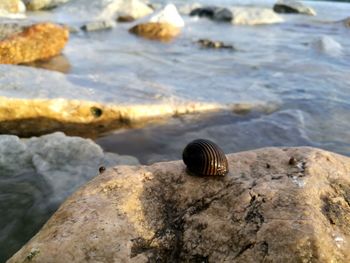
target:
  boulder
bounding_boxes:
[129,4,184,41]
[0,132,139,262]
[0,65,223,137]
[23,0,70,11]
[190,6,283,25]
[0,0,25,13]
[273,0,316,16]
[219,7,284,25]
[0,0,26,18]
[0,22,69,64]
[7,147,350,262]
[54,0,153,23]
[0,96,220,137]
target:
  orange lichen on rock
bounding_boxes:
[129,22,180,42]
[0,23,69,64]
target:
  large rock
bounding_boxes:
[190,6,283,25]
[0,0,26,18]
[0,132,139,262]
[8,147,350,262]
[23,0,69,11]
[54,0,153,23]
[0,96,220,137]
[0,0,25,13]
[273,0,316,16]
[0,22,69,64]
[129,4,184,42]
[0,65,224,137]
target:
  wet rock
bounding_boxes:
[117,15,135,23]
[273,0,316,16]
[55,0,153,23]
[0,132,139,262]
[21,55,71,74]
[342,17,350,28]
[81,20,115,32]
[190,6,283,25]
[0,22,69,64]
[23,0,70,11]
[0,65,222,137]
[0,96,220,137]
[129,4,184,41]
[8,147,350,262]
[196,39,235,50]
[222,7,284,25]
[190,6,229,21]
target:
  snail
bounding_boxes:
[99,166,106,174]
[182,139,228,176]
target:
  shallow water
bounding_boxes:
[1,0,350,261]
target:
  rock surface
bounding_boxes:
[0,0,25,13]
[0,96,221,137]
[273,0,316,16]
[54,0,153,23]
[23,0,69,11]
[0,0,26,18]
[0,65,225,137]
[129,4,184,41]
[0,132,139,262]
[0,22,69,64]
[190,6,283,25]
[8,147,350,262]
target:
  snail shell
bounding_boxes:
[182,139,228,176]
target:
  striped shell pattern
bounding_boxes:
[182,139,229,176]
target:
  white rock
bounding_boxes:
[216,7,284,25]
[313,36,343,57]
[54,0,153,23]
[146,3,185,28]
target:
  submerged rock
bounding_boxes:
[23,0,70,11]
[196,39,235,50]
[21,55,71,74]
[117,14,135,23]
[342,17,350,28]
[129,4,184,42]
[273,0,316,16]
[0,132,139,262]
[0,22,69,64]
[313,36,343,57]
[81,20,115,32]
[8,147,350,262]
[0,65,223,137]
[190,6,283,25]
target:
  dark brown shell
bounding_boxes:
[182,139,228,176]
